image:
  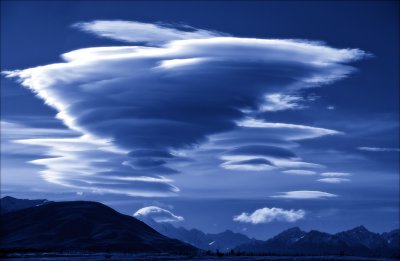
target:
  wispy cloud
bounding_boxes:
[233,207,305,224]
[220,146,324,172]
[134,206,184,223]
[237,119,342,140]
[225,145,297,159]
[4,122,179,197]
[272,190,337,199]
[282,170,317,175]
[260,93,305,112]
[358,147,400,152]
[317,178,350,183]
[73,20,225,44]
[221,158,275,171]
[320,172,351,177]
[1,121,75,139]
[1,120,77,157]
[216,119,340,172]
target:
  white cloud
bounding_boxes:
[237,119,342,140]
[221,161,275,171]
[358,147,400,152]
[272,190,337,199]
[220,155,324,172]
[282,169,317,175]
[233,207,305,224]
[12,134,179,197]
[320,172,351,177]
[73,20,225,44]
[271,159,324,169]
[1,120,75,139]
[261,93,305,112]
[317,178,350,183]
[133,206,184,223]
[1,120,81,160]
[159,57,208,69]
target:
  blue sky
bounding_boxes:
[1,1,399,239]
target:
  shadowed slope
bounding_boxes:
[0,201,197,253]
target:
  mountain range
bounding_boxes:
[138,216,253,251]
[235,226,399,258]
[0,196,398,258]
[137,208,399,258]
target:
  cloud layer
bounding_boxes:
[4,20,367,196]
[320,172,351,177]
[282,170,317,175]
[358,147,400,152]
[74,20,225,44]
[233,207,305,224]
[317,178,350,183]
[272,190,337,199]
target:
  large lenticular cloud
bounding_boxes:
[4,20,367,196]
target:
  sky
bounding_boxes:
[1,1,399,239]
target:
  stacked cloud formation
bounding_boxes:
[4,20,367,197]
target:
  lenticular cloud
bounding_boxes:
[4,20,367,197]
[134,206,184,223]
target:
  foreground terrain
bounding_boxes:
[0,199,196,254]
[1,252,399,261]
[0,197,398,259]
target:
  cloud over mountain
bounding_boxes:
[134,206,184,223]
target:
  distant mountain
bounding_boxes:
[236,226,399,258]
[263,226,306,247]
[138,217,253,251]
[0,200,197,254]
[382,228,400,250]
[208,229,253,251]
[0,196,52,214]
[336,225,389,254]
[235,227,307,253]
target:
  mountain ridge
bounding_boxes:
[0,200,197,254]
[138,216,254,251]
[0,196,52,214]
[235,226,399,258]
